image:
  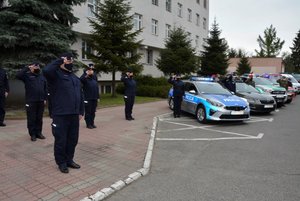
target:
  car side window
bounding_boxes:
[184,82,191,92]
[188,84,198,94]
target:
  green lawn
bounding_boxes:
[5,94,164,119]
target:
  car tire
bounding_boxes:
[286,99,292,104]
[168,98,174,110]
[196,105,207,123]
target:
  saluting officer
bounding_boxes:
[121,68,136,121]
[16,62,47,141]
[80,63,99,129]
[43,53,84,174]
[168,74,185,118]
[0,66,9,127]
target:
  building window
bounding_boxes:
[151,19,158,35]
[187,9,192,22]
[133,13,142,30]
[166,0,171,12]
[82,40,92,60]
[147,49,153,65]
[203,17,207,29]
[152,0,158,6]
[196,0,200,4]
[195,35,199,47]
[87,0,99,17]
[196,13,200,26]
[204,0,207,9]
[177,3,182,17]
[165,24,171,38]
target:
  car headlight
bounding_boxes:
[263,88,273,93]
[247,98,260,104]
[207,99,224,107]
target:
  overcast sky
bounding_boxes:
[209,0,300,56]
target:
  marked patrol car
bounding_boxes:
[168,77,250,123]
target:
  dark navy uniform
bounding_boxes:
[43,58,84,171]
[168,76,185,118]
[121,73,136,120]
[222,75,236,93]
[0,67,9,126]
[80,69,99,128]
[16,66,47,140]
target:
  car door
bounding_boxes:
[184,83,198,114]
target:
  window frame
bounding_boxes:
[166,0,172,12]
[151,19,159,35]
[133,13,143,30]
[187,8,192,22]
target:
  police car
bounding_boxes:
[168,77,250,123]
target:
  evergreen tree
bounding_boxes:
[255,25,285,57]
[156,27,197,75]
[88,0,142,97]
[290,30,300,73]
[200,20,229,75]
[236,56,251,76]
[282,52,295,73]
[228,48,247,58]
[0,0,85,69]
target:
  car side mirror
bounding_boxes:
[189,90,197,94]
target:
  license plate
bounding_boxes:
[264,105,274,108]
[277,95,284,98]
[231,111,244,115]
[277,99,283,102]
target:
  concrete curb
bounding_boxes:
[80,116,159,201]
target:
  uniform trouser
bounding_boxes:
[173,96,183,116]
[52,115,79,166]
[0,96,5,123]
[124,95,135,119]
[26,101,44,137]
[84,100,97,126]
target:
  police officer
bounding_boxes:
[277,76,289,90]
[80,63,99,129]
[168,74,185,118]
[121,68,136,120]
[222,74,236,93]
[0,66,9,127]
[16,62,47,141]
[43,53,84,173]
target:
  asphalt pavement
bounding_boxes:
[0,100,169,201]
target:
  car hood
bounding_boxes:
[204,94,248,107]
[256,84,286,91]
[237,92,274,101]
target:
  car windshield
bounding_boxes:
[284,75,298,83]
[236,82,259,93]
[292,74,300,80]
[195,82,232,95]
[253,77,273,85]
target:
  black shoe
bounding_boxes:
[58,164,69,173]
[36,134,46,139]
[87,125,94,129]
[92,125,97,128]
[126,118,132,121]
[129,117,135,120]
[176,115,181,118]
[173,115,177,118]
[67,161,81,169]
[0,122,6,127]
[31,135,37,141]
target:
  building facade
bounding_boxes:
[71,0,209,92]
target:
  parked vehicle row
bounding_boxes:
[168,75,297,124]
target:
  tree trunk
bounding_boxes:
[112,69,116,97]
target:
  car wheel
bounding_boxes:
[196,105,207,123]
[286,99,292,104]
[168,98,174,110]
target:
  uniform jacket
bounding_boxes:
[80,72,100,100]
[168,77,185,97]
[222,79,236,93]
[0,68,9,97]
[43,59,84,116]
[16,67,47,102]
[121,75,136,97]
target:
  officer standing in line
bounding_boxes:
[43,53,84,173]
[168,74,185,118]
[277,76,289,90]
[0,66,9,127]
[121,68,136,121]
[16,62,47,141]
[245,74,255,87]
[222,74,236,93]
[80,63,99,129]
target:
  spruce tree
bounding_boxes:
[290,30,300,73]
[236,56,251,76]
[200,20,229,75]
[0,0,85,69]
[156,27,197,75]
[255,25,285,57]
[88,0,142,97]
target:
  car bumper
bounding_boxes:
[249,103,276,112]
[206,106,250,121]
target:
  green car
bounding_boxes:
[253,77,287,106]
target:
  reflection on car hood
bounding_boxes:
[237,92,274,101]
[256,84,286,91]
[203,94,248,106]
